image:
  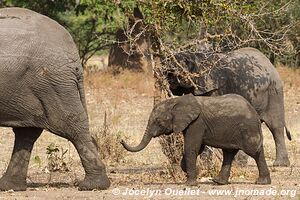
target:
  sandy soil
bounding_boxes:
[0,66,299,200]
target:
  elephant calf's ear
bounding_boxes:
[172,95,201,133]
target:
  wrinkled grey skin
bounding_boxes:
[166,48,291,166]
[121,94,271,185]
[0,8,110,191]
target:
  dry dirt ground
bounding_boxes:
[0,66,299,200]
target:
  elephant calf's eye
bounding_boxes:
[158,121,166,129]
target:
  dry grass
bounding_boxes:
[277,65,300,88]
[83,68,167,168]
[92,112,127,166]
[85,69,154,98]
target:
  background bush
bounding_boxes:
[1,0,299,68]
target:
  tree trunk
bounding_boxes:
[108,7,152,74]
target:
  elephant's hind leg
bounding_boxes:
[67,132,110,190]
[253,147,271,185]
[263,92,290,166]
[0,127,42,191]
[270,126,290,167]
[212,149,238,185]
[264,118,290,166]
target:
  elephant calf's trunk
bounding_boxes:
[121,132,152,152]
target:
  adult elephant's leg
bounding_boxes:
[67,132,110,190]
[213,149,238,185]
[267,125,289,166]
[43,84,110,190]
[0,127,42,191]
[263,93,290,166]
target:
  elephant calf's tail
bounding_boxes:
[285,126,292,141]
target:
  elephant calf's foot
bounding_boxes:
[273,158,290,167]
[212,176,229,185]
[0,176,27,191]
[255,176,271,185]
[78,174,110,191]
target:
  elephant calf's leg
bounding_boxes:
[68,133,110,190]
[213,149,238,185]
[184,151,198,186]
[183,130,203,186]
[0,127,42,191]
[180,155,187,173]
[253,148,271,185]
[181,145,205,173]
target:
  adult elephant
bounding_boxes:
[165,47,291,166]
[0,8,110,190]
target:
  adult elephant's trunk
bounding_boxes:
[121,129,152,152]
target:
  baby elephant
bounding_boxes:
[121,94,271,185]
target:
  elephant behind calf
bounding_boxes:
[165,48,291,166]
[122,94,271,185]
[0,7,110,191]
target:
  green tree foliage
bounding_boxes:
[1,0,299,67]
[286,0,300,67]
[137,0,299,66]
[1,0,136,66]
[1,0,75,19]
[60,0,136,65]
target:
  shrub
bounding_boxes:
[92,112,127,165]
[159,134,223,181]
[45,143,70,172]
